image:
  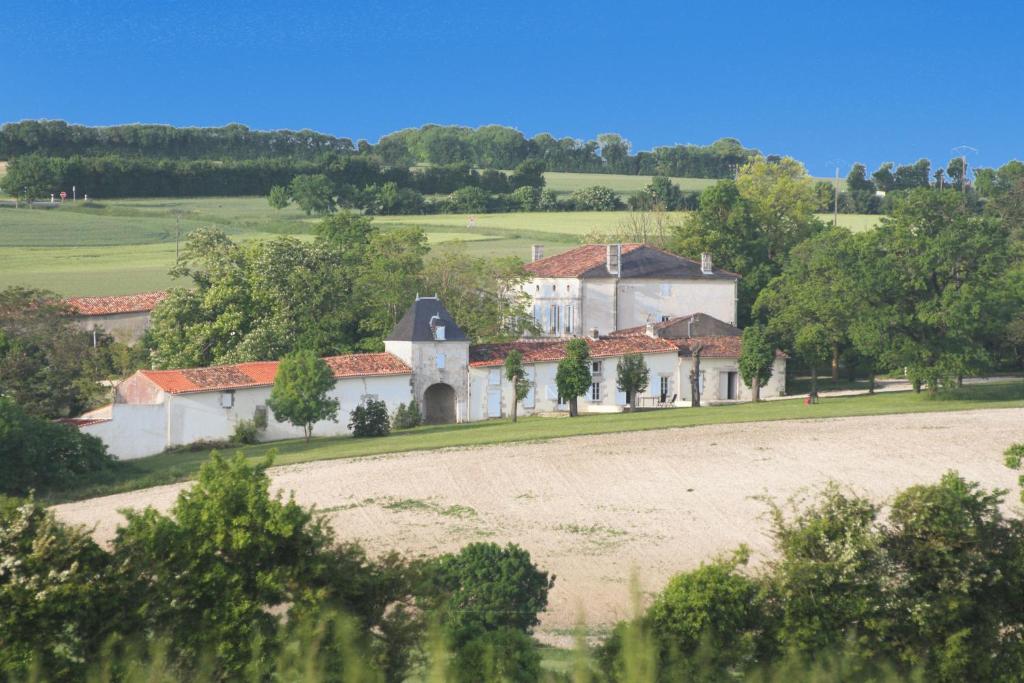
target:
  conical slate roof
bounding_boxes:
[386,296,468,342]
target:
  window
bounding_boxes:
[489,368,501,385]
[660,376,670,402]
[661,315,671,322]
[591,360,603,375]
[661,283,672,297]
[219,391,235,409]
[433,325,446,340]
[590,382,601,401]
[565,304,575,334]
[436,353,446,369]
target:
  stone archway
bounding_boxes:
[423,383,457,424]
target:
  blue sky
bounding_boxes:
[5,0,1022,175]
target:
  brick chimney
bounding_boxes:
[606,244,621,275]
[645,322,657,338]
[531,244,544,262]
[700,252,713,275]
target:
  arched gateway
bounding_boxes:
[423,382,457,424]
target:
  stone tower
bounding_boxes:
[384,296,470,423]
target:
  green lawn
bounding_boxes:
[50,381,1024,504]
[0,191,880,296]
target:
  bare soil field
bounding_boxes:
[54,409,1024,643]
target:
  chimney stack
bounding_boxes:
[645,322,657,338]
[531,244,544,262]
[590,327,600,340]
[701,252,713,275]
[606,243,621,275]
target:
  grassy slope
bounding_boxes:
[0,178,879,295]
[51,382,1024,503]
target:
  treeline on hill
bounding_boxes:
[7,447,1024,682]
[0,120,759,176]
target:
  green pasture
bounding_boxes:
[0,194,879,296]
[542,170,845,198]
[49,381,1024,503]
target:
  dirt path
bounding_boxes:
[54,409,1024,643]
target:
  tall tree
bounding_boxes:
[555,338,591,417]
[288,173,336,215]
[616,352,649,408]
[738,324,775,401]
[266,350,339,440]
[503,350,530,423]
[0,287,103,417]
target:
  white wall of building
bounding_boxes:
[92,374,414,461]
[524,277,738,337]
[676,357,787,403]
[468,350,681,420]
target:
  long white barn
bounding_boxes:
[80,296,786,460]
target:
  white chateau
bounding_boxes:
[76,244,785,460]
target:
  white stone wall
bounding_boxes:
[89,374,414,460]
[521,277,582,336]
[385,339,470,421]
[468,351,681,419]
[676,357,787,403]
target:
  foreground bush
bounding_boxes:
[349,399,391,437]
[600,472,1024,683]
[0,398,113,495]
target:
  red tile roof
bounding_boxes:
[139,353,411,394]
[524,244,644,277]
[469,336,679,367]
[524,244,739,279]
[66,291,169,316]
[609,314,700,338]
[56,417,112,428]
[674,337,787,359]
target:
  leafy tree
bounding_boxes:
[348,398,390,437]
[503,350,530,423]
[883,472,1024,681]
[863,190,1014,391]
[0,398,113,496]
[0,287,103,417]
[738,324,775,401]
[267,350,339,441]
[447,185,489,213]
[112,452,338,678]
[555,338,592,416]
[794,323,831,400]
[569,185,622,211]
[845,162,877,213]
[352,226,430,344]
[0,495,117,680]
[616,352,649,407]
[509,158,546,189]
[871,162,895,193]
[644,549,772,678]
[452,627,542,683]
[509,185,540,211]
[0,154,61,203]
[289,173,336,215]
[670,159,824,326]
[766,483,886,659]
[427,542,553,648]
[267,183,290,209]
[422,243,538,342]
[754,228,862,382]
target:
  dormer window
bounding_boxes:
[430,314,446,340]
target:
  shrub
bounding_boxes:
[231,418,260,445]
[349,399,390,437]
[452,627,542,683]
[428,542,553,647]
[0,398,114,496]
[568,185,623,211]
[391,400,422,430]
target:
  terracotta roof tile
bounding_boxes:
[609,314,699,338]
[524,244,739,279]
[66,291,169,316]
[469,336,679,367]
[140,353,411,394]
[523,244,643,277]
[674,336,787,359]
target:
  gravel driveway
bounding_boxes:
[54,408,1024,643]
